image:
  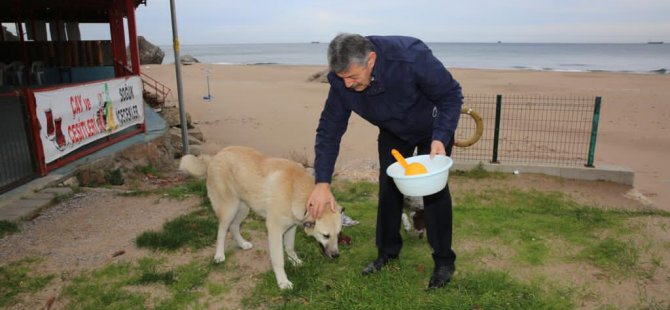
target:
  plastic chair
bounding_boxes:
[31,61,45,86]
[7,61,25,86]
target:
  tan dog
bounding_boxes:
[179,146,342,289]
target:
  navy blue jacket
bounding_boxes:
[314,36,463,183]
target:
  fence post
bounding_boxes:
[491,94,502,163]
[586,97,602,167]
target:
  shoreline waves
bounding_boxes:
[160,42,670,74]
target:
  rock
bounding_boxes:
[74,135,175,186]
[61,176,80,187]
[160,106,191,128]
[307,68,330,83]
[116,135,175,171]
[76,168,107,187]
[137,36,165,65]
[188,127,205,142]
[179,55,200,65]
[188,145,202,156]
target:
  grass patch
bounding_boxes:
[135,164,161,177]
[136,207,218,251]
[578,238,639,275]
[64,258,211,309]
[239,181,669,309]
[161,178,208,201]
[454,188,670,274]
[120,178,208,203]
[133,258,177,286]
[243,182,573,309]
[0,258,54,308]
[0,220,19,239]
[55,177,668,309]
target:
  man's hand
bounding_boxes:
[306,183,337,219]
[430,140,446,159]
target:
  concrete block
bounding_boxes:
[0,198,52,221]
[40,187,74,196]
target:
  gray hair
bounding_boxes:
[327,33,374,73]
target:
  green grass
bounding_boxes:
[64,258,212,309]
[454,188,669,273]
[0,258,54,307]
[241,182,576,309]
[135,164,161,177]
[135,207,218,251]
[120,178,208,203]
[240,181,669,309]
[56,175,670,308]
[0,220,19,239]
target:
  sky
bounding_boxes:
[10,0,653,45]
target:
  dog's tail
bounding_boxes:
[179,154,211,178]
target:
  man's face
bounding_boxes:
[336,52,376,92]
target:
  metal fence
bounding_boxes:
[0,91,37,193]
[453,94,601,167]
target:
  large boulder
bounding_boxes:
[137,36,165,65]
[307,68,330,83]
[179,55,200,65]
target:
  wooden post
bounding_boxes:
[126,0,141,75]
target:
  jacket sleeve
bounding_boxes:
[414,48,463,147]
[314,78,352,183]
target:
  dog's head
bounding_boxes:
[302,205,342,259]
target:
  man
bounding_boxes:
[307,33,463,289]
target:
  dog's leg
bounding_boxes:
[230,203,252,250]
[401,212,412,232]
[283,225,302,266]
[210,193,239,263]
[214,220,229,263]
[267,223,292,290]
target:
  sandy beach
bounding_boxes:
[141,64,670,210]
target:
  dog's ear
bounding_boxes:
[302,221,315,229]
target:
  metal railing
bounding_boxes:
[454,94,601,167]
[140,71,172,109]
[116,61,172,109]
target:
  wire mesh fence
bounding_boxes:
[453,94,600,167]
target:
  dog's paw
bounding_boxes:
[213,254,226,263]
[288,255,303,266]
[278,280,293,290]
[238,241,253,250]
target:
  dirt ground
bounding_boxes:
[0,167,667,309]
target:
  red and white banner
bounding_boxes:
[34,76,145,164]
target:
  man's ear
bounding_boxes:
[303,221,315,229]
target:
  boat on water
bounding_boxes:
[647,41,664,44]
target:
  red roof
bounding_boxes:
[0,0,146,23]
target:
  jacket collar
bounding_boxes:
[365,52,385,96]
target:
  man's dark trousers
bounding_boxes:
[375,129,456,268]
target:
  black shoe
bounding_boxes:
[428,265,455,289]
[361,255,397,275]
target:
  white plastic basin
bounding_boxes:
[386,155,453,196]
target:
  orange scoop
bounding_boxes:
[391,149,428,176]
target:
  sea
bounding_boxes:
[159,42,669,74]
